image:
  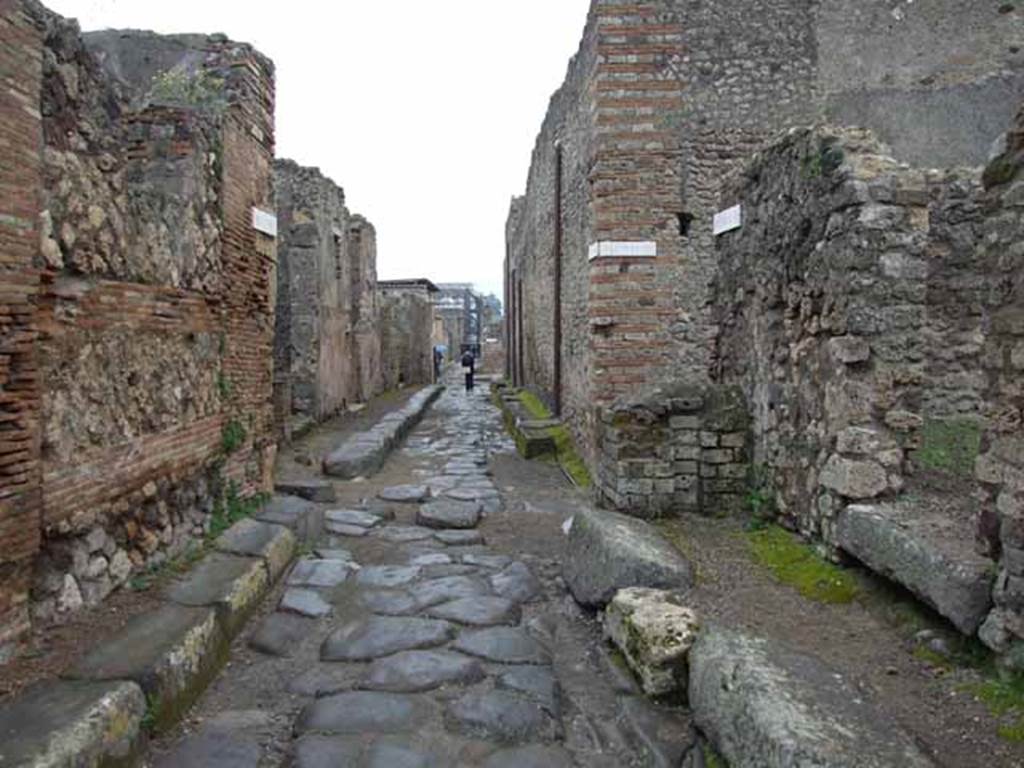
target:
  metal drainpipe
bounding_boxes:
[553,141,564,417]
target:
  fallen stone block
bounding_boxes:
[165,553,269,636]
[689,625,936,768]
[562,508,695,607]
[215,518,296,582]
[274,479,337,503]
[253,495,323,543]
[0,680,146,767]
[837,502,994,634]
[603,587,699,696]
[65,604,227,732]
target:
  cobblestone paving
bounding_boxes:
[150,383,691,767]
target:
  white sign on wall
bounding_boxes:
[587,241,658,260]
[713,205,742,236]
[251,207,278,237]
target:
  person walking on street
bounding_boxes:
[461,350,476,392]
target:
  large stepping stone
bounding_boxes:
[417,500,482,530]
[323,439,387,480]
[253,495,322,542]
[357,565,422,589]
[435,529,486,546]
[377,526,436,543]
[491,562,542,603]
[295,692,432,735]
[278,589,329,618]
[563,508,695,607]
[426,597,521,627]
[689,626,935,768]
[446,690,561,744]
[164,553,269,634]
[360,650,485,692]
[215,518,296,582]
[288,558,352,588]
[453,627,552,665]
[379,485,431,503]
[275,479,337,503]
[250,612,316,657]
[326,508,384,530]
[496,666,561,716]
[0,681,145,767]
[322,617,456,661]
[837,502,994,634]
[482,745,575,768]
[409,575,491,608]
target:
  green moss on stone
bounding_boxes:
[703,742,730,768]
[747,525,859,604]
[513,391,592,488]
[915,419,982,477]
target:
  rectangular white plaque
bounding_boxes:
[252,207,278,237]
[587,241,658,260]
[713,205,742,236]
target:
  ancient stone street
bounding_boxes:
[149,381,691,767]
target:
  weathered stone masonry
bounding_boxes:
[378,279,439,390]
[0,1,278,655]
[273,160,383,435]
[508,0,1024,519]
[509,0,1024,653]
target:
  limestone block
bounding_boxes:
[603,588,699,696]
[689,626,935,768]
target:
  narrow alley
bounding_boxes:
[148,378,691,767]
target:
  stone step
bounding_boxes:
[836,500,995,635]
[689,626,936,768]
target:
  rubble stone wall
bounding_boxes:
[0,2,279,641]
[274,160,354,423]
[379,286,436,390]
[712,119,1024,650]
[348,215,383,402]
[972,107,1024,653]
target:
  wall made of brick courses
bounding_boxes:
[10,7,280,634]
[0,0,44,661]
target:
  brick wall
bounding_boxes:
[0,0,44,661]
[0,3,280,637]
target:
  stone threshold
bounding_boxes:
[0,495,321,767]
[322,384,445,479]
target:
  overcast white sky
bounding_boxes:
[45,0,592,300]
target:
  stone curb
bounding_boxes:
[0,503,312,766]
[323,384,444,479]
[491,384,558,460]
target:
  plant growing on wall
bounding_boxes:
[149,67,226,109]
